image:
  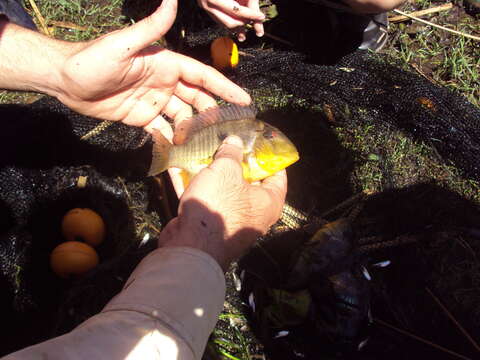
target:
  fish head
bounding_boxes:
[247,122,299,181]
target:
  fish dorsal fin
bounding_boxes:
[173,104,257,144]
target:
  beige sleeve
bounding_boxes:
[2,247,226,360]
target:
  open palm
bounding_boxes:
[57,0,250,134]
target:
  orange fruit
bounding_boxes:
[210,37,239,70]
[61,208,106,247]
[50,241,99,278]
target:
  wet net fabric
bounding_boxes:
[231,49,480,182]
[0,97,160,355]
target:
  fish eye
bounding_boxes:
[263,128,275,139]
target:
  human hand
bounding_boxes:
[158,136,287,270]
[197,0,265,41]
[56,0,251,135]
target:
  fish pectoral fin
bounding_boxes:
[179,169,192,189]
[148,130,173,176]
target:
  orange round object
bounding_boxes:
[61,208,106,247]
[210,37,239,70]
[50,241,99,278]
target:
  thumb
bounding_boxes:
[109,0,177,58]
[215,135,244,161]
[210,136,244,176]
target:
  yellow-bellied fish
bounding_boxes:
[148,104,299,183]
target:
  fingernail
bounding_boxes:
[223,135,243,148]
[256,31,264,37]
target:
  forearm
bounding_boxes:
[343,0,406,13]
[0,18,80,96]
[3,247,226,360]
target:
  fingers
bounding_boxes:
[254,169,287,225]
[209,0,264,22]
[107,0,177,59]
[249,0,264,37]
[174,81,218,116]
[144,114,174,140]
[252,21,264,37]
[177,53,251,105]
[123,91,192,131]
[161,94,193,126]
[210,136,244,177]
[262,169,288,205]
[237,29,247,42]
[207,7,245,29]
[213,135,244,163]
[247,0,264,37]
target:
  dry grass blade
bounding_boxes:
[27,0,51,36]
[374,318,473,360]
[48,21,97,32]
[358,235,420,252]
[263,31,294,46]
[246,24,295,46]
[388,3,453,23]
[392,9,480,41]
[425,287,480,353]
[80,121,114,140]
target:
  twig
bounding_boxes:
[116,177,132,203]
[238,50,255,58]
[48,20,97,32]
[425,287,480,353]
[27,0,51,36]
[388,3,453,23]
[358,235,419,253]
[246,24,294,46]
[80,121,114,140]
[320,192,365,219]
[358,236,381,245]
[374,318,473,360]
[410,63,435,84]
[392,9,480,41]
[263,31,294,47]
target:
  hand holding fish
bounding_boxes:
[159,136,287,271]
[197,0,265,41]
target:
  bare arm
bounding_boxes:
[0,0,251,132]
[3,136,286,360]
[0,17,80,96]
[344,0,407,14]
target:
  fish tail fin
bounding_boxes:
[148,130,173,176]
[179,169,192,189]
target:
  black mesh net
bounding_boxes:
[0,97,165,355]
[1,1,480,358]
[166,7,480,358]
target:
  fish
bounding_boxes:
[148,104,299,183]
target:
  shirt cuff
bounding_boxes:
[101,246,226,359]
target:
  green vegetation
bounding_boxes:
[384,1,480,107]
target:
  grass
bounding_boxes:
[335,120,480,200]
[384,1,480,107]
